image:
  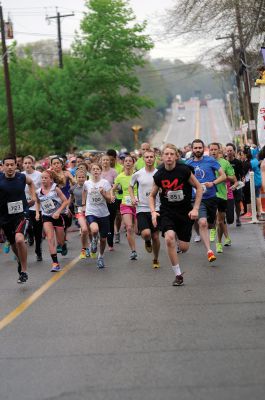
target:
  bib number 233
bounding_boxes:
[8,200,23,214]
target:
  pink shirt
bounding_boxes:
[226,180,234,200]
[101,168,117,185]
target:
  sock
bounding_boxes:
[98,253,104,258]
[51,254,58,263]
[172,264,181,276]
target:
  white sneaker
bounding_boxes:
[194,234,201,242]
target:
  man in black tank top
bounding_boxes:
[0,155,36,284]
[150,144,203,287]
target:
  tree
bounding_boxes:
[72,0,154,133]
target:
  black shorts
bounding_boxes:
[86,215,110,238]
[1,214,29,245]
[42,215,65,228]
[160,209,193,242]
[62,213,72,229]
[137,212,160,234]
[197,197,217,225]
[217,198,227,213]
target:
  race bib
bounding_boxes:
[124,195,132,205]
[8,200,23,214]
[42,199,55,213]
[90,190,103,204]
[167,190,184,202]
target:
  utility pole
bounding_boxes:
[46,10,74,69]
[0,4,16,154]
[216,34,244,127]
[234,0,257,144]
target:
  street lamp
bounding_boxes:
[131,125,142,150]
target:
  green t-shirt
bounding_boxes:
[114,172,137,205]
[216,158,235,200]
[135,156,159,171]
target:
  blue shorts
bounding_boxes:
[197,197,217,225]
[86,215,110,238]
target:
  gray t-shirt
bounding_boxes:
[83,179,111,217]
[130,167,160,213]
[70,184,83,212]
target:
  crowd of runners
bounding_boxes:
[0,139,264,285]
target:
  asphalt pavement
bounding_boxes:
[1,220,265,400]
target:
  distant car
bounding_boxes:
[200,99,207,107]
[177,115,186,122]
[178,103,185,110]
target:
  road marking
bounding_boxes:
[195,101,200,139]
[0,256,80,332]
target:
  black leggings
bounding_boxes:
[226,199,235,224]
[27,210,43,254]
[107,201,118,247]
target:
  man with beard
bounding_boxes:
[186,139,226,263]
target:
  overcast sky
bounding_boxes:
[2,0,211,62]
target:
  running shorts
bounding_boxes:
[86,215,110,238]
[137,212,160,233]
[42,215,65,228]
[216,198,227,213]
[197,197,217,225]
[1,214,29,245]
[160,209,193,242]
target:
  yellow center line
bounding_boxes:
[0,256,80,332]
[195,101,200,139]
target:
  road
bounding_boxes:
[1,220,265,400]
[152,99,233,149]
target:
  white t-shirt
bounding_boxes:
[84,178,111,217]
[22,170,42,211]
[130,167,160,213]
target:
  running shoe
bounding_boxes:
[97,257,105,269]
[3,241,10,254]
[114,233,120,244]
[172,274,184,286]
[28,236,34,246]
[130,250,138,260]
[194,234,201,242]
[216,242,223,253]
[152,259,160,269]
[50,262,61,272]
[17,271,28,284]
[207,250,216,262]
[224,237,232,246]
[236,219,241,227]
[176,243,183,254]
[145,240,152,253]
[57,245,62,253]
[243,212,252,219]
[210,228,216,242]
[80,249,86,259]
[61,243,68,256]
[86,248,91,258]
[36,253,43,262]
